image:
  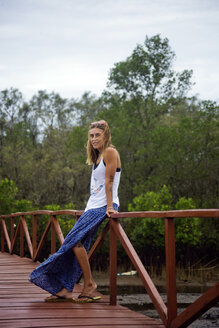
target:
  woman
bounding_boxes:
[29,120,121,303]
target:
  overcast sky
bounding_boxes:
[0,0,219,102]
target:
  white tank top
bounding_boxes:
[85,158,121,211]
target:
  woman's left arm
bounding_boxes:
[104,148,118,217]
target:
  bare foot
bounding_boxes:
[45,295,59,301]
[56,288,74,298]
[80,281,97,298]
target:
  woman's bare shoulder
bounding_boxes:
[104,147,118,156]
[104,147,120,164]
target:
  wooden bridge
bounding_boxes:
[0,209,218,327]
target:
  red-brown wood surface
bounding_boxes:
[21,216,33,258]
[32,214,37,257]
[53,216,65,244]
[51,216,57,254]
[110,217,117,305]
[11,219,21,254]
[20,216,24,257]
[1,209,84,218]
[0,252,165,328]
[165,218,177,327]
[2,208,218,220]
[33,217,52,261]
[0,226,4,252]
[111,209,219,218]
[10,217,14,244]
[1,219,11,252]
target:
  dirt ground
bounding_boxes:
[92,272,219,328]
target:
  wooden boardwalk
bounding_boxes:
[0,252,164,328]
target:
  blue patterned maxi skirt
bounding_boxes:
[29,204,118,295]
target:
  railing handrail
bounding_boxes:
[1,208,218,219]
[0,209,84,218]
[111,208,219,218]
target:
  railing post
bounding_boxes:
[109,217,117,305]
[51,215,56,254]
[20,216,24,257]
[10,217,14,246]
[1,219,4,252]
[32,215,37,259]
[76,214,81,221]
[165,217,177,327]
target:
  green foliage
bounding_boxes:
[175,197,201,248]
[127,187,208,265]
[0,178,33,214]
[13,199,33,213]
[128,185,172,211]
[175,197,196,210]
[126,186,173,263]
[175,216,201,247]
[0,178,18,214]
[108,34,192,103]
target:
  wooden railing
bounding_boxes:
[0,209,219,328]
[0,210,82,261]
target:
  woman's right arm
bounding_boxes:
[104,147,118,217]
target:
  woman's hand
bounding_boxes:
[106,207,118,217]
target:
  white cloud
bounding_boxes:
[0,0,218,101]
[24,57,107,97]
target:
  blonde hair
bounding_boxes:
[86,120,114,165]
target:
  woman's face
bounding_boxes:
[89,128,105,152]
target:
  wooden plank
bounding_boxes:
[1,221,5,252]
[20,218,24,257]
[0,209,84,219]
[111,209,219,218]
[1,210,52,218]
[53,215,65,244]
[32,214,37,258]
[0,301,126,307]
[33,217,52,261]
[51,216,57,254]
[0,268,36,273]
[165,218,177,326]
[10,217,14,243]
[11,219,21,254]
[170,282,219,328]
[110,217,117,305]
[0,320,165,328]
[0,218,11,252]
[0,309,153,316]
[1,209,218,222]
[20,216,33,258]
[53,210,82,216]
